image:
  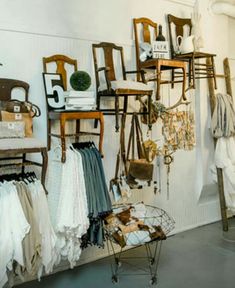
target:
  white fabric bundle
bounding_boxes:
[214,137,235,212]
[211,93,235,138]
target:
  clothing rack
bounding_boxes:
[207,57,232,231]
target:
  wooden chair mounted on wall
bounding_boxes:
[43,54,104,163]
[0,78,48,186]
[92,42,153,131]
[133,17,187,102]
[43,54,78,90]
[167,14,217,90]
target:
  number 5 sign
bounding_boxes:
[42,73,65,110]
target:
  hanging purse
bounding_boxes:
[124,114,154,188]
[110,114,131,201]
[0,99,41,137]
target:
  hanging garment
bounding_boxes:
[46,148,63,228]
[46,144,112,264]
[161,109,195,151]
[211,93,235,138]
[214,137,235,212]
[78,147,112,218]
[47,147,90,268]
[15,182,42,279]
[0,185,14,288]
[27,179,59,278]
[0,176,57,288]
[78,146,112,247]
[0,182,30,288]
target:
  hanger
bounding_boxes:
[0,171,37,183]
[71,141,95,150]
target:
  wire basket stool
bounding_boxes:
[104,203,175,286]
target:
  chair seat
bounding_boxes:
[99,80,152,93]
[175,51,216,59]
[0,138,46,152]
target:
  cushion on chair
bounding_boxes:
[111,80,152,91]
[0,138,46,151]
[99,80,152,92]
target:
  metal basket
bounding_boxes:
[104,203,175,247]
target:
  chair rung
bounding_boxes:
[0,161,38,168]
[195,72,215,76]
[195,76,215,79]
[194,63,214,67]
[103,112,149,116]
[0,156,23,161]
[50,132,101,138]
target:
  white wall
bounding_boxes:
[0,0,230,272]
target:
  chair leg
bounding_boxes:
[182,66,187,101]
[123,97,128,114]
[171,69,175,89]
[156,62,161,101]
[47,119,52,150]
[191,56,196,89]
[98,113,104,157]
[60,116,66,163]
[188,60,192,88]
[147,94,152,130]
[94,94,101,128]
[22,153,26,174]
[41,148,48,188]
[211,56,217,89]
[115,94,120,132]
[75,119,80,143]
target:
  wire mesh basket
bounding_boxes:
[104,202,175,248]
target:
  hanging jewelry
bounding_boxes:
[155,155,161,194]
[163,152,174,200]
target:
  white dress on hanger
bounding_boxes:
[0,182,30,288]
[49,148,89,268]
[46,148,63,228]
[28,180,59,279]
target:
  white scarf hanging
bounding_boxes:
[211,93,235,138]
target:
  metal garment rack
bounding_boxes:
[207,57,232,231]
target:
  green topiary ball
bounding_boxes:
[70,70,91,91]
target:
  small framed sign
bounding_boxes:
[152,41,170,59]
[42,73,65,110]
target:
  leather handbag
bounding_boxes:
[128,159,153,181]
[124,114,153,188]
[0,99,41,117]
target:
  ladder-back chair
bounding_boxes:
[43,54,104,162]
[92,42,153,131]
[133,17,187,101]
[167,14,217,89]
[0,78,47,185]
